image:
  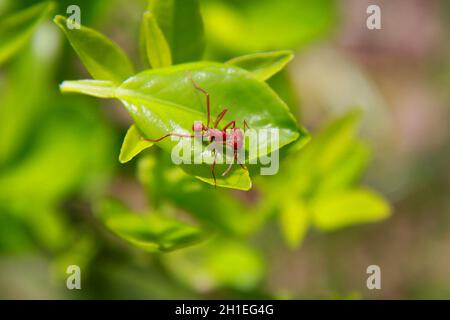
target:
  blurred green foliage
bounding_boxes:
[200,0,336,56]
[258,112,391,247]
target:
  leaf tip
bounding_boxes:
[53,14,66,27]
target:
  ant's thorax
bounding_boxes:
[202,128,244,150]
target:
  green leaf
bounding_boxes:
[96,200,209,252]
[117,62,300,155]
[281,111,362,196]
[148,0,204,63]
[53,15,134,83]
[301,110,361,175]
[226,50,294,81]
[279,198,309,248]
[61,62,304,189]
[317,141,371,194]
[140,11,172,68]
[0,1,55,65]
[59,79,116,98]
[119,125,154,163]
[311,188,391,231]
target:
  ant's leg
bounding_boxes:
[222,120,235,131]
[241,120,249,169]
[243,120,250,132]
[189,74,211,128]
[213,108,228,128]
[221,160,233,177]
[143,133,194,143]
[211,150,217,188]
[222,149,237,177]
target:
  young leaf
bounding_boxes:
[53,15,134,83]
[287,110,362,195]
[279,198,309,248]
[311,188,391,231]
[226,50,294,81]
[316,141,371,194]
[119,125,154,163]
[96,200,209,252]
[181,162,252,191]
[148,0,204,63]
[0,1,55,65]
[60,80,116,98]
[140,11,172,68]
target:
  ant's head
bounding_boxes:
[192,121,204,133]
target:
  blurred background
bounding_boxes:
[0,0,449,299]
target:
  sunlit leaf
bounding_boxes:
[96,200,209,252]
[300,110,361,175]
[279,111,362,196]
[59,79,116,98]
[148,0,204,63]
[0,1,55,65]
[279,198,309,248]
[140,11,172,68]
[117,63,301,155]
[53,15,134,83]
[61,62,305,189]
[317,141,371,194]
[311,188,391,231]
[119,125,154,163]
[226,50,294,81]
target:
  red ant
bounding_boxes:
[143,75,249,187]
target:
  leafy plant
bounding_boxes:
[51,0,390,256]
[0,0,394,300]
[95,200,209,252]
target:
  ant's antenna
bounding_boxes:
[189,72,211,128]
